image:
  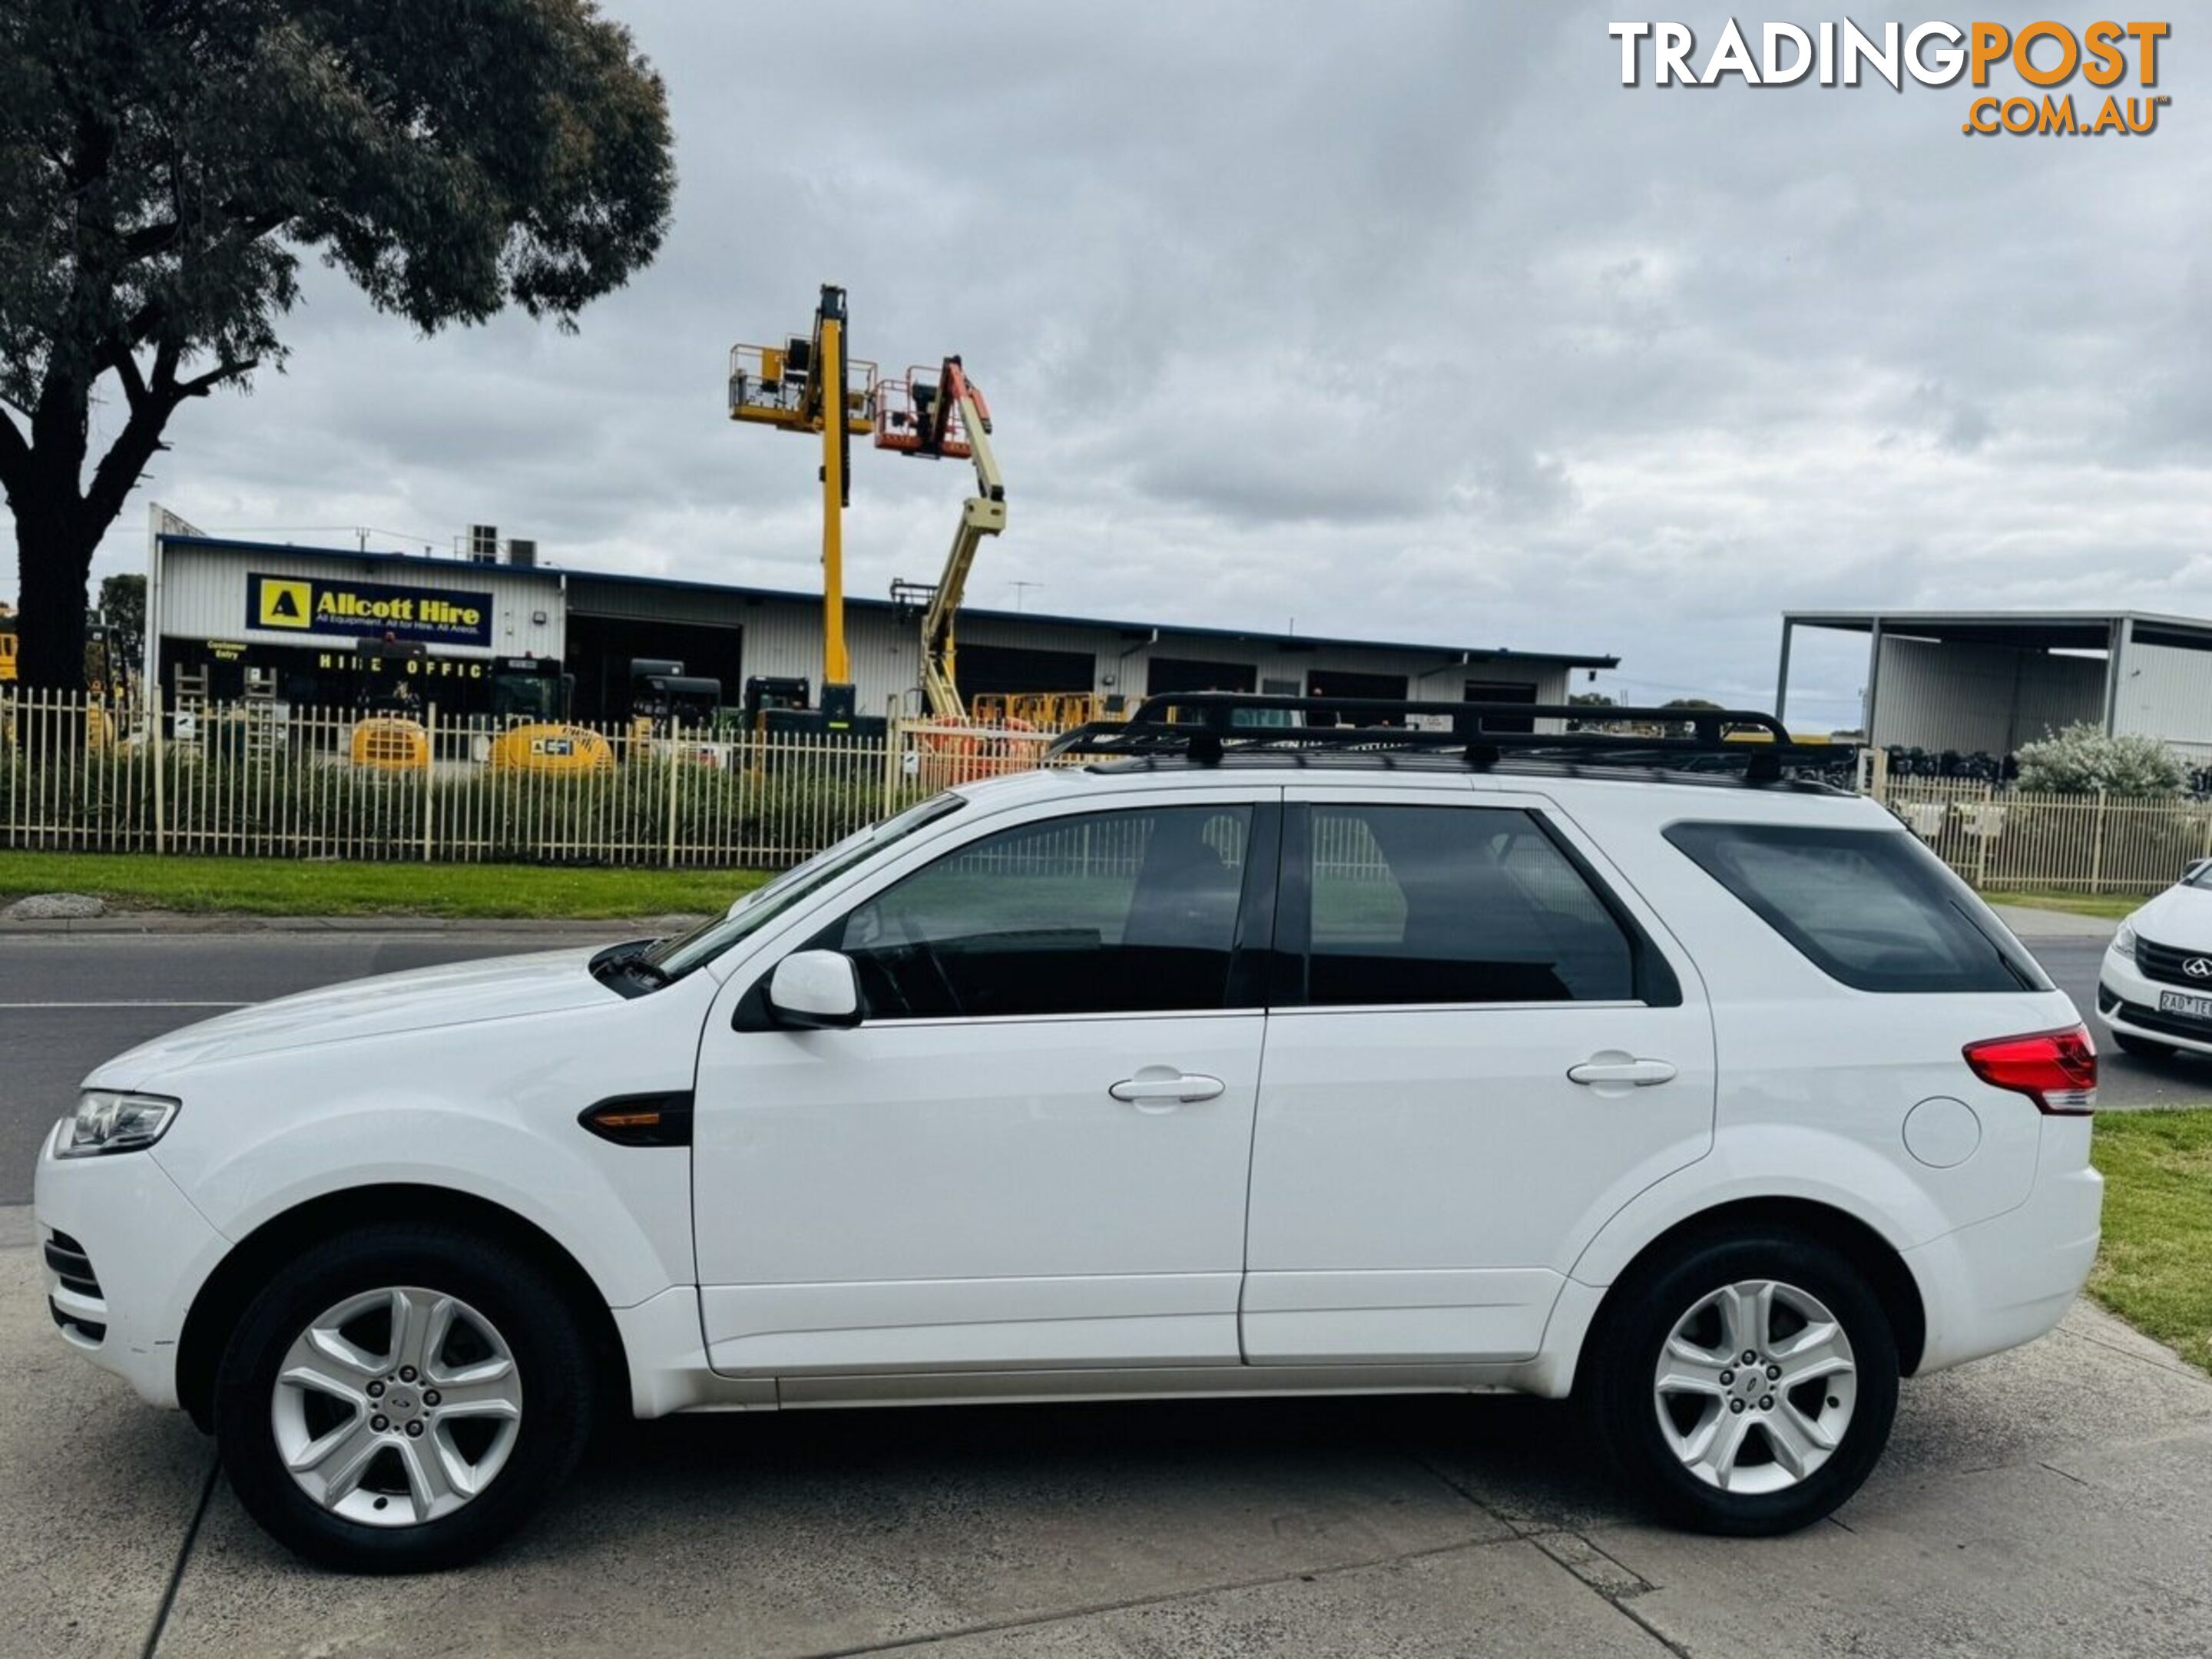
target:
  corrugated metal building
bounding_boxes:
[1777,611,2212,761]
[146,531,1618,720]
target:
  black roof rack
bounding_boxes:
[1045,694,1841,783]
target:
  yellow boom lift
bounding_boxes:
[727,285,877,733]
[879,357,1005,720]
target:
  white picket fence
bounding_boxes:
[0,690,1061,868]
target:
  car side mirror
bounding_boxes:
[2186,859,2210,884]
[765,950,863,1030]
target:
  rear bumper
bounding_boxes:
[2098,952,2212,1055]
[1906,1116,2101,1374]
[31,1121,230,1410]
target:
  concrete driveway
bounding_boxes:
[6,1204,2210,1659]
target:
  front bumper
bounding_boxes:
[31,1120,231,1410]
[2097,949,2212,1055]
[1906,1116,2102,1373]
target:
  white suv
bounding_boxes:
[35,699,2103,1572]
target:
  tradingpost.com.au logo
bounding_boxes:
[1609,18,2169,134]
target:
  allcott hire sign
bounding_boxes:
[247,573,495,649]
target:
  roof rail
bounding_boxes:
[1045,694,1835,782]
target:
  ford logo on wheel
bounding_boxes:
[2186,957,2212,979]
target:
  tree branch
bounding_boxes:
[172,357,258,399]
[104,341,151,415]
[120,204,292,263]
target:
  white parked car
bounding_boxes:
[2098,858,2212,1058]
[36,699,2103,1572]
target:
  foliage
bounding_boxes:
[0,0,676,687]
[97,572,144,665]
[2015,722,2187,797]
[0,847,764,919]
[1982,889,2145,921]
[0,728,889,873]
[1566,690,1618,732]
[2091,1108,2212,1376]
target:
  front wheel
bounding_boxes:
[1585,1233,1899,1535]
[215,1223,595,1572]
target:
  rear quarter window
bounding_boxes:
[1663,821,2050,994]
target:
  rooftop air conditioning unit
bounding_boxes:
[468,524,499,564]
[508,538,538,568]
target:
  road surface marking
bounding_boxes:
[0,1000,253,1009]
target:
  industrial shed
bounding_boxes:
[143,526,1618,722]
[1777,610,2212,762]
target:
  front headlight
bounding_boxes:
[2112,920,2138,962]
[58,1091,180,1157]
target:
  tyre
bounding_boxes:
[1584,1231,1899,1536]
[2111,1032,2174,1059]
[215,1222,595,1572]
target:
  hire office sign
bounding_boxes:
[247,573,495,648]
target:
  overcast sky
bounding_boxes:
[11,1,2208,727]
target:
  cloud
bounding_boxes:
[8,0,2209,733]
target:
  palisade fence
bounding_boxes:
[1874,773,2212,895]
[15,685,2207,892]
[1,689,1064,869]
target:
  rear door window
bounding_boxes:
[1290,803,1669,1006]
[1664,822,2049,993]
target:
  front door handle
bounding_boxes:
[1567,1055,1678,1088]
[1109,1068,1226,1111]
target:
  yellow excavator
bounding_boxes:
[879,357,1006,721]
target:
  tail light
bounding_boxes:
[1963,1025,2097,1114]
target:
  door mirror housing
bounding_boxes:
[766,950,863,1029]
[2184,859,2210,885]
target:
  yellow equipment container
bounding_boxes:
[487,723,615,773]
[351,717,430,770]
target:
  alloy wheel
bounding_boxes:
[1651,1278,1857,1495]
[269,1286,523,1528]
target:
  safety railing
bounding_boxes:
[1875,774,2212,895]
[0,690,1072,869]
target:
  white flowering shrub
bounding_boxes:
[2014,722,2187,797]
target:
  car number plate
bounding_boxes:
[2157,989,2212,1022]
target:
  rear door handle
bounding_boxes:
[1109,1068,1226,1111]
[1567,1055,1678,1088]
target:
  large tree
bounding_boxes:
[0,0,674,689]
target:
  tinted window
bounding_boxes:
[1664,822,2049,994]
[829,806,1252,1018]
[1300,805,1641,1005]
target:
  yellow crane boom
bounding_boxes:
[882,358,1005,721]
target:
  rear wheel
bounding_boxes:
[2111,1031,2174,1059]
[1586,1232,1899,1535]
[215,1224,594,1572]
